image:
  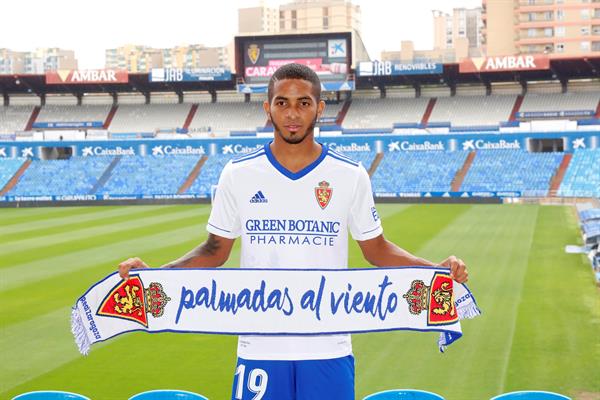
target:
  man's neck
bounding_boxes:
[270,134,322,173]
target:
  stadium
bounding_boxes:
[1,2,600,400]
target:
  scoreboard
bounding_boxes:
[235,32,352,89]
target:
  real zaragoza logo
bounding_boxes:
[97,275,171,327]
[248,44,260,65]
[403,272,458,326]
[315,181,333,209]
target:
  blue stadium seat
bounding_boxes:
[558,149,600,198]
[371,151,467,194]
[461,150,563,196]
[187,153,234,196]
[490,390,571,400]
[363,389,445,399]
[9,157,111,196]
[12,391,90,400]
[128,389,208,400]
[100,155,199,196]
[0,158,25,189]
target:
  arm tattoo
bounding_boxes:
[198,234,221,257]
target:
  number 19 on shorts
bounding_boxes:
[235,364,268,400]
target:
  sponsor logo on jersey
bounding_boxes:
[403,272,457,326]
[250,190,268,203]
[97,275,171,327]
[315,181,333,209]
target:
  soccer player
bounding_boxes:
[119,63,468,400]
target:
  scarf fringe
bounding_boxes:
[71,306,91,356]
[458,302,482,320]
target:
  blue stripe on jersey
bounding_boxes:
[327,152,359,167]
[264,142,329,181]
[208,222,232,233]
[328,149,358,163]
[231,150,266,164]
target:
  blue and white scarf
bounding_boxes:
[71,267,481,355]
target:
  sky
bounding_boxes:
[0,0,482,69]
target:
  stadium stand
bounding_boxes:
[109,104,192,133]
[428,95,516,127]
[519,92,599,113]
[460,150,563,196]
[321,100,344,121]
[35,105,111,123]
[186,154,233,196]
[0,106,34,133]
[343,97,430,129]
[189,101,267,134]
[98,155,199,195]
[557,149,600,198]
[9,158,112,196]
[371,151,467,193]
[0,159,24,189]
[575,206,600,284]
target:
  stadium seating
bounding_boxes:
[557,149,600,198]
[371,151,467,193]
[428,95,516,127]
[490,390,571,400]
[0,105,34,133]
[519,92,599,113]
[109,104,192,133]
[12,391,90,400]
[186,154,233,196]
[9,158,112,196]
[189,102,267,134]
[128,390,208,400]
[461,150,563,196]
[0,158,24,189]
[98,155,199,195]
[321,100,344,121]
[363,389,445,399]
[343,98,430,129]
[35,105,111,123]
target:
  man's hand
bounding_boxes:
[440,256,468,283]
[118,257,150,279]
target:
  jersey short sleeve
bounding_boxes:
[206,161,241,239]
[348,165,383,241]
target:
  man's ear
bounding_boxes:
[263,100,271,120]
[317,99,326,118]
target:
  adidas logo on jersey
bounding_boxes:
[250,191,268,203]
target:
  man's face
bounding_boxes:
[264,79,325,145]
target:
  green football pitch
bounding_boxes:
[1,204,598,400]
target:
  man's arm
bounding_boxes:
[357,234,468,283]
[118,233,235,278]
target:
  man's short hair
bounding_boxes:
[267,63,321,102]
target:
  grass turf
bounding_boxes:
[0,204,598,400]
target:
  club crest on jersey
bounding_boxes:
[97,275,171,327]
[403,272,457,326]
[248,44,260,64]
[315,181,333,209]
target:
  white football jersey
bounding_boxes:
[207,142,383,360]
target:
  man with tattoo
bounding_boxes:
[118,63,468,400]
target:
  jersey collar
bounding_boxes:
[264,141,328,181]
